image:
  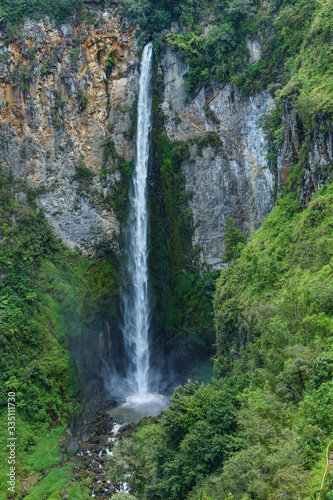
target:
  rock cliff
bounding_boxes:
[278,100,333,205]
[160,47,274,267]
[3,9,329,267]
[0,7,138,253]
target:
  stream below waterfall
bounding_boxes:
[69,356,213,499]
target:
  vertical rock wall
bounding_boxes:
[278,100,333,205]
[0,9,139,253]
[160,47,274,268]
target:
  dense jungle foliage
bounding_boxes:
[0,167,120,498]
[1,0,333,498]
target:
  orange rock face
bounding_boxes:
[0,9,139,253]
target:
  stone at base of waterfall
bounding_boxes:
[67,437,79,452]
[81,433,91,443]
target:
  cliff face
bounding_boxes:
[1,8,332,268]
[0,10,277,266]
[6,10,330,267]
[160,47,274,268]
[278,100,333,205]
[0,8,138,253]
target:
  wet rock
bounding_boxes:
[81,433,91,443]
[91,390,118,412]
[67,437,79,452]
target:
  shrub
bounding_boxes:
[73,155,94,181]
[78,88,89,108]
[221,215,247,263]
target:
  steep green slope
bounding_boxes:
[0,168,120,497]
[202,182,333,499]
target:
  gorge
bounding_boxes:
[0,0,333,499]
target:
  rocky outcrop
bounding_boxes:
[0,8,139,253]
[160,47,274,268]
[0,8,276,266]
[278,100,333,205]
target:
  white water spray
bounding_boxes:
[122,42,153,398]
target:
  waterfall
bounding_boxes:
[122,42,153,398]
[107,42,167,422]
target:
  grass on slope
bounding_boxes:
[210,180,333,499]
[0,166,120,496]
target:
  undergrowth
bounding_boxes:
[0,167,120,496]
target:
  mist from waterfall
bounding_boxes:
[122,41,153,398]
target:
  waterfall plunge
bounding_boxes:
[104,43,167,423]
[108,43,167,422]
[122,42,153,398]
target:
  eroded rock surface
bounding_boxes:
[160,47,274,267]
[278,100,333,205]
[0,8,139,253]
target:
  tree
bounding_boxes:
[222,215,247,263]
[150,380,237,500]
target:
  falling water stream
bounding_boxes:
[123,41,153,398]
[109,42,167,424]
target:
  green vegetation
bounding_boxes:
[98,138,135,220]
[120,0,185,35]
[208,181,333,498]
[196,132,222,156]
[124,96,138,140]
[78,88,89,109]
[150,379,237,499]
[51,89,67,129]
[236,0,333,120]
[74,154,94,181]
[23,467,91,499]
[9,56,34,94]
[166,14,251,95]
[105,50,117,73]
[73,154,95,196]
[221,215,247,263]
[149,96,219,348]
[0,167,120,496]
[0,0,84,25]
